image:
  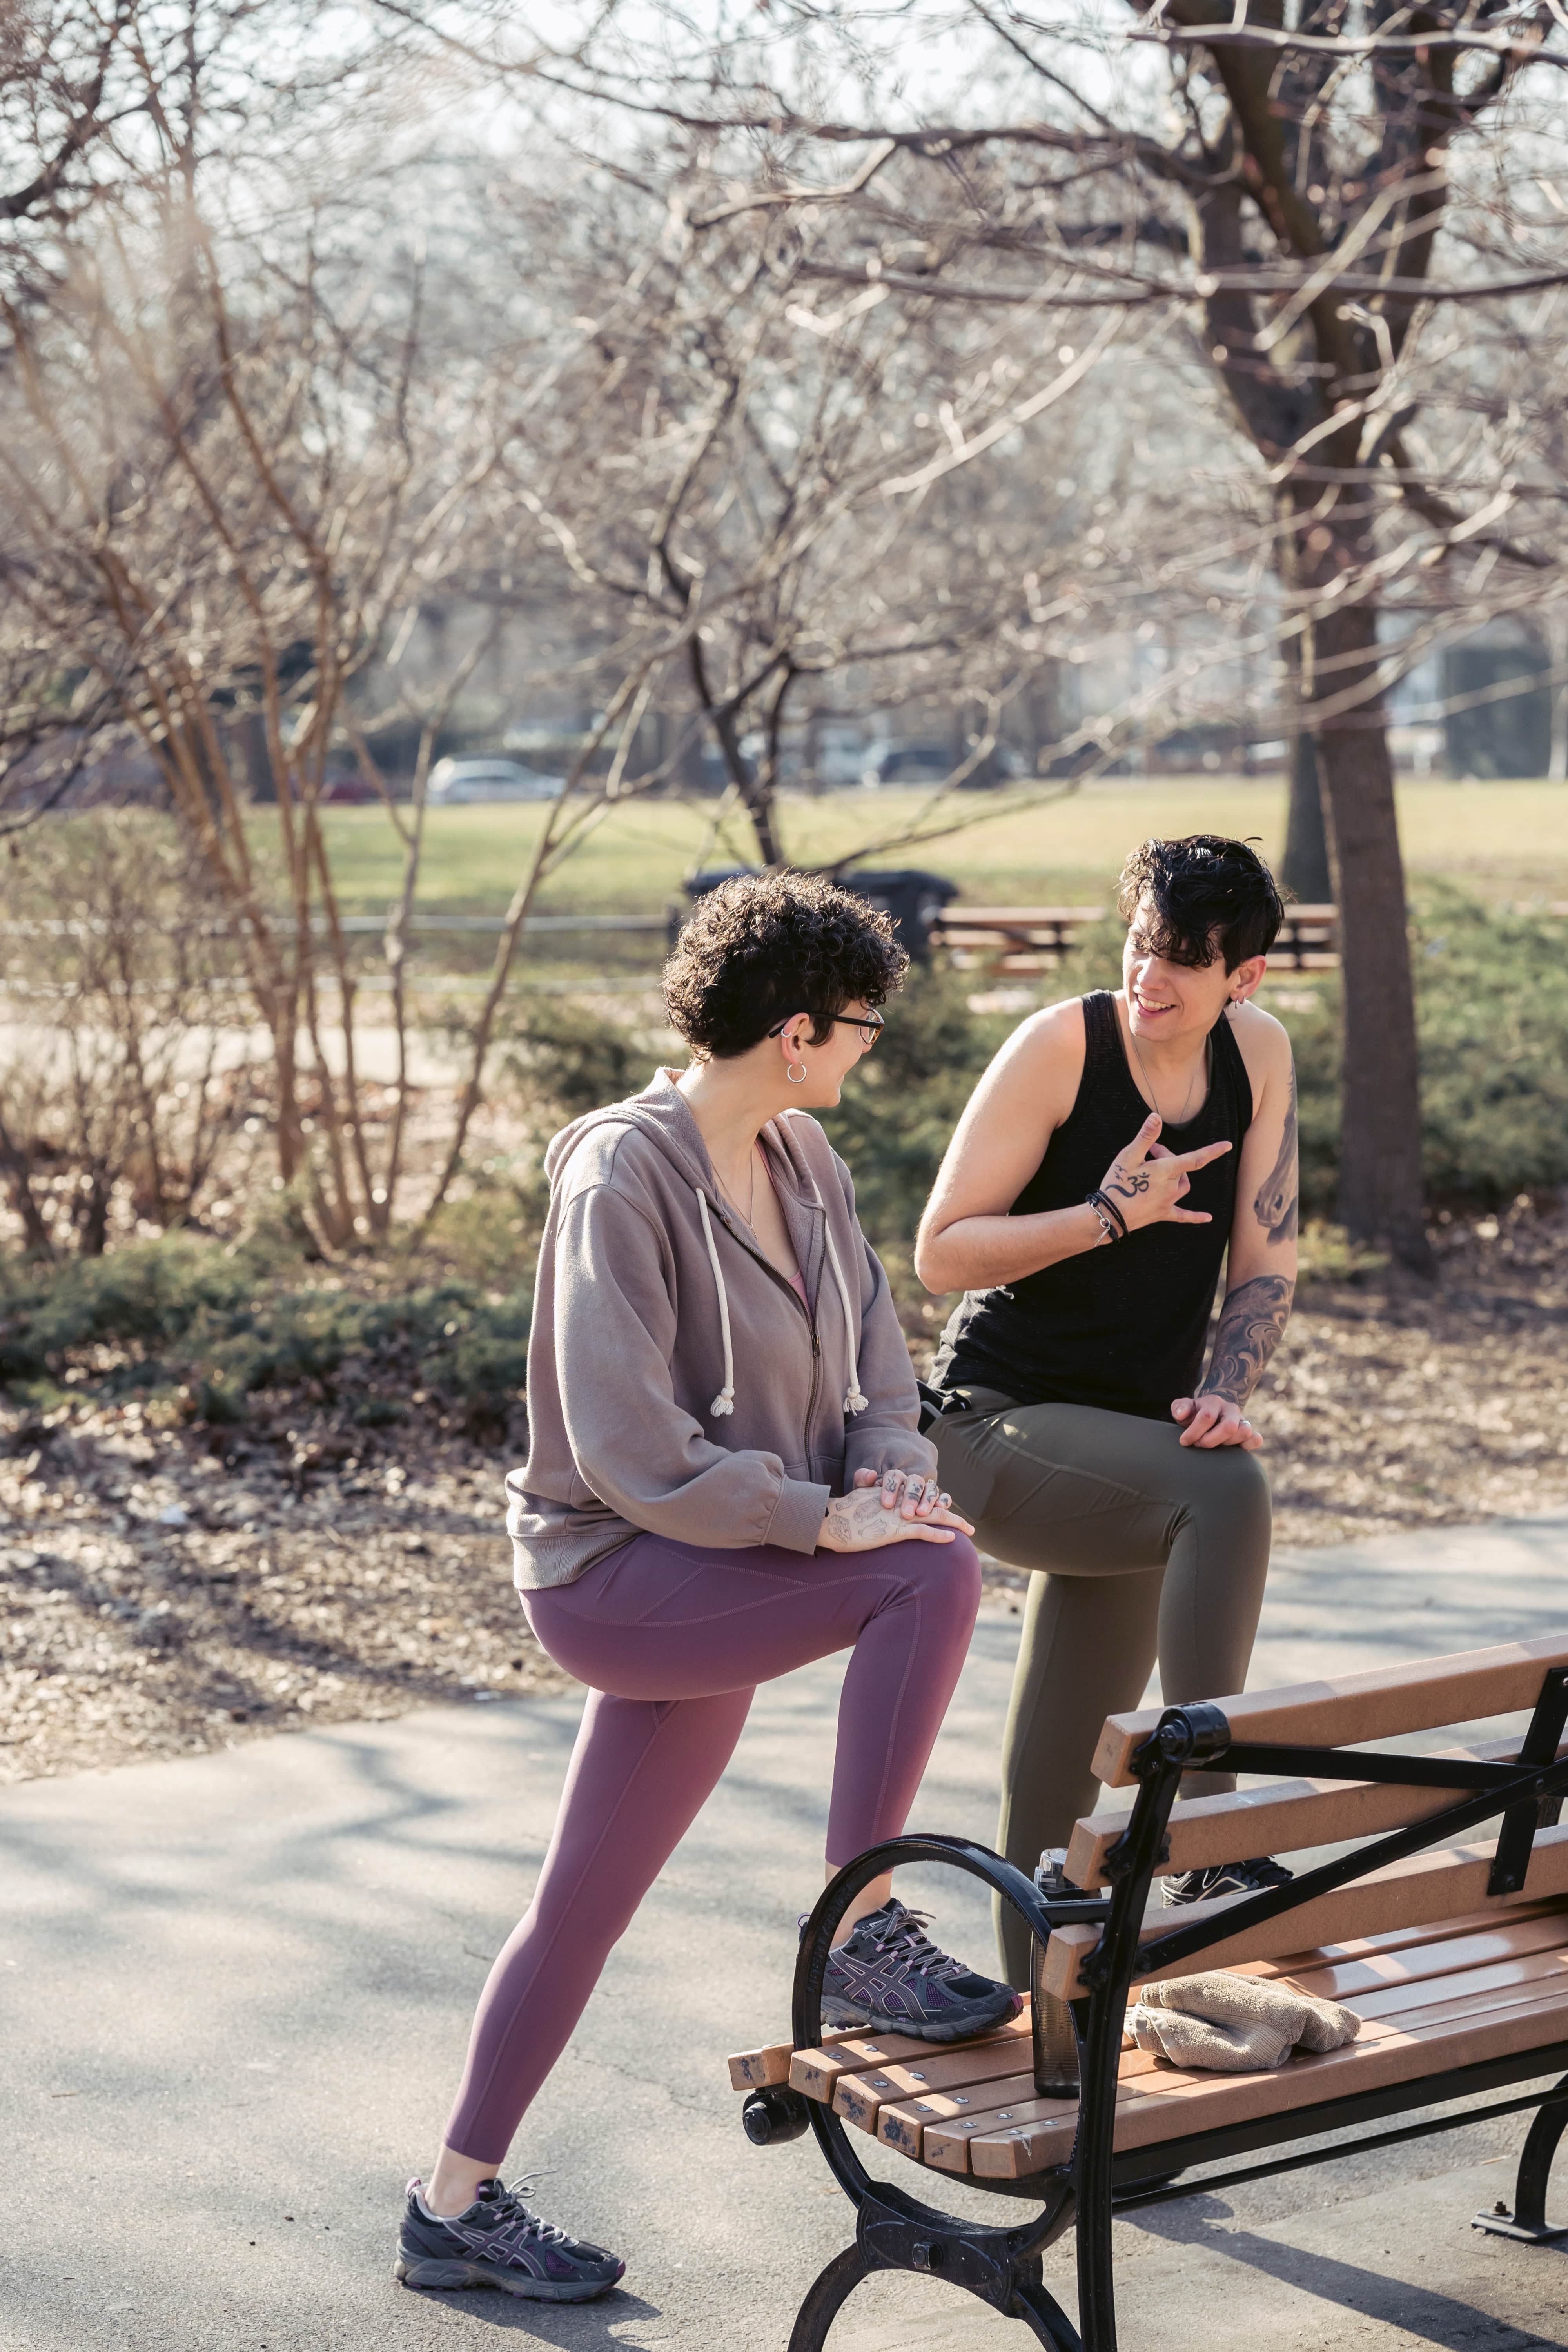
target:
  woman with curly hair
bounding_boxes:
[396,871,1008,2303]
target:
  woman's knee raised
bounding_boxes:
[886,1530,982,1632]
[1203,1444,1272,1548]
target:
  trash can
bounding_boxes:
[681,866,958,959]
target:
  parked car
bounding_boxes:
[320,771,379,805]
[426,757,563,805]
[869,741,1025,788]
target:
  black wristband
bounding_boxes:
[1086,1187,1127,1241]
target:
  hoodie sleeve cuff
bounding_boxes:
[766,1475,831,1555]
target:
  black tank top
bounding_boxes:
[932,991,1252,1421]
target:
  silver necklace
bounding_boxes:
[716,1142,759,1228]
[1128,1017,1207,1129]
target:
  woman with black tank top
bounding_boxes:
[916,837,1299,1988]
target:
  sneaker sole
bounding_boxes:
[394,2255,623,2301]
[819,1989,1021,2045]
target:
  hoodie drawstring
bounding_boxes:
[695,1165,867,1419]
[695,1190,736,1416]
[805,1172,869,1415]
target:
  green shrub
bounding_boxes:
[498,996,665,1125]
[1270,890,1568,1209]
[1410,891,1568,1200]
[0,1230,532,1423]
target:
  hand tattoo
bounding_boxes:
[1203,1274,1294,1405]
[1253,1065,1299,1247]
[1106,1162,1149,1199]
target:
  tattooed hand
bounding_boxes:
[1171,1272,1295,1448]
[818,1477,975,1551]
[1097,1113,1233,1235]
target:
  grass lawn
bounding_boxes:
[306,778,1568,916]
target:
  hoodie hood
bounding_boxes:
[544,1067,713,1196]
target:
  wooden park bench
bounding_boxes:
[925,902,1339,976]
[726,1633,1568,2350]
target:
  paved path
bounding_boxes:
[5,1514,1568,2352]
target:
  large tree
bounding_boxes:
[534,0,1566,1265]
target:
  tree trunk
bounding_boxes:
[1307,598,1432,1270]
[1281,728,1332,904]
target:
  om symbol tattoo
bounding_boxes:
[1106,1162,1149,1200]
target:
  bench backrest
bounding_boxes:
[1091,1633,1568,1788]
[1039,1632,1568,2003]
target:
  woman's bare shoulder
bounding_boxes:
[989,993,1090,1087]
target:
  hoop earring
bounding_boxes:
[786,1062,808,1085]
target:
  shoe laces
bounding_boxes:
[481,2176,570,2246]
[856,1902,967,1983]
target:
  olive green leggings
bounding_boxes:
[932,1391,1272,1987]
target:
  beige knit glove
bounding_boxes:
[1127,1971,1361,2074]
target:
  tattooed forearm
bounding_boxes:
[1253,1065,1299,1246]
[1203,1274,1295,1405]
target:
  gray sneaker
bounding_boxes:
[395,2176,624,2300]
[1162,1855,1294,1907]
[813,1898,1021,2043]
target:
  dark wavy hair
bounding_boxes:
[663,870,909,1059]
[1117,834,1285,972]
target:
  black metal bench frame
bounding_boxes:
[748,1669,1568,2352]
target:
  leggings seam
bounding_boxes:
[837,1584,923,1869]
[978,1428,1174,1517]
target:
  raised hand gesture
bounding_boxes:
[1098,1112,1232,1234]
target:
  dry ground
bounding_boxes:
[4,1200,1566,1784]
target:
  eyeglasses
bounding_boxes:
[768,1010,885,1049]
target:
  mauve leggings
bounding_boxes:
[443,1525,982,2163]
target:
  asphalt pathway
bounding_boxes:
[6,1512,1568,2352]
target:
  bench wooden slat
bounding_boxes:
[863,1915,1568,2167]
[1065,1735,1562,1888]
[1282,1913,1568,2005]
[913,2042,1195,2174]
[886,2074,1076,2165]
[830,2032,1039,2132]
[1042,1828,1568,1999]
[970,1978,1568,2178]
[785,2008,1031,2101]
[724,1906,1568,2096]
[1091,1634,1568,1789]
[882,1955,1568,2167]
[727,2023,886,2091]
[1249,1898,1567,1974]
[1343,1945,1568,2024]
[880,1960,1568,2168]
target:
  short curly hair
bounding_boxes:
[663,870,909,1059]
[1117,834,1285,972]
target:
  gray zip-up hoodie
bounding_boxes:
[505,1069,936,1589]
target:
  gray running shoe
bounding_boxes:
[813,1898,1021,2043]
[395,2176,624,2300]
[1162,1855,1294,1907]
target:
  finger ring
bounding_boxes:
[940,1492,951,1508]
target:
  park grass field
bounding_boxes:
[309,777,1568,916]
